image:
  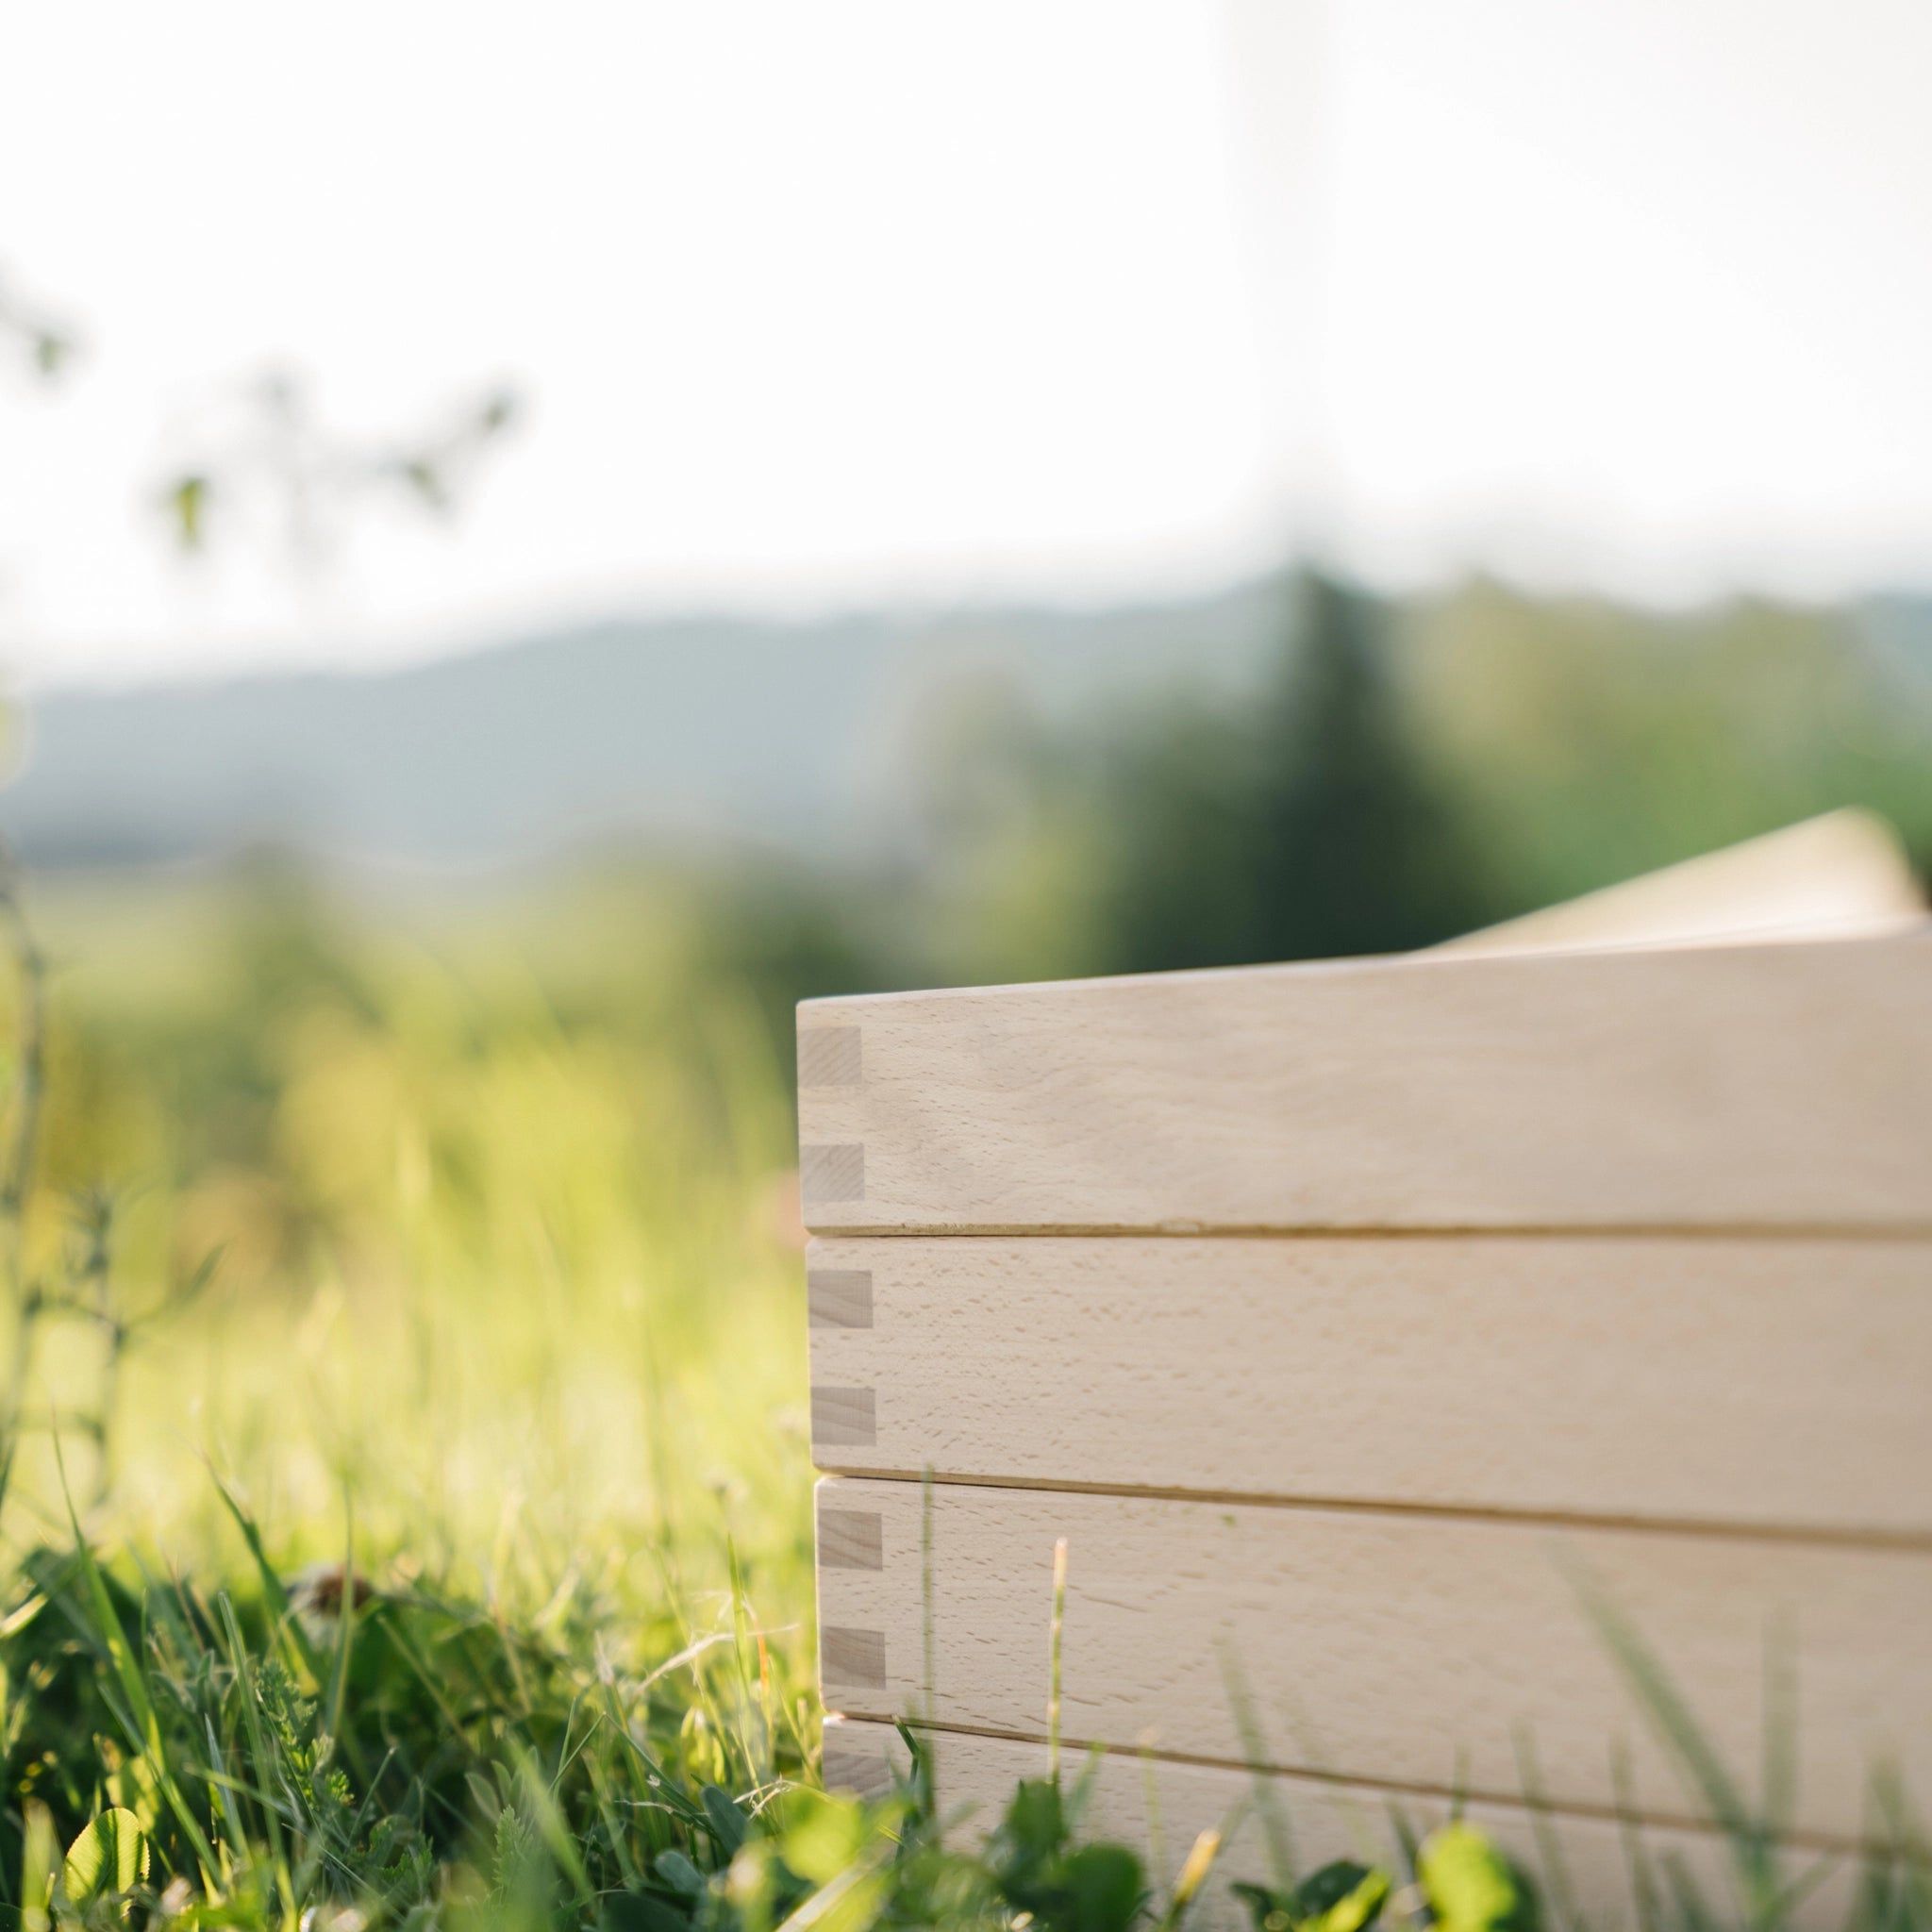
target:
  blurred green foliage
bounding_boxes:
[9,567,1927,1292]
[1403,578,1932,916]
[891,570,1931,990]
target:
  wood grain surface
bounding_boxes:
[819,1717,1864,1929]
[1434,810,1925,958]
[796,933,1932,1234]
[807,1236,1932,1536]
[814,1478,1932,1844]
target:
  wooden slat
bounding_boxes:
[1435,810,1925,958]
[820,1717,1863,1931]
[807,1236,1932,1536]
[815,1478,1932,1846]
[796,933,1932,1233]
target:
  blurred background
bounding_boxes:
[1,1,1930,1548]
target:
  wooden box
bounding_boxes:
[799,819,1932,1923]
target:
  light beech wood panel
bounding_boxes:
[796,933,1932,1233]
[1434,811,1925,958]
[820,1718,1862,1931]
[807,1237,1932,1536]
[814,1479,1932,1845]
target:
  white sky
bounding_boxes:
[3,0,1932,686]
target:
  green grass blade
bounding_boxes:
[206,1464,325,1689]
[57,1479,219,1874]
[1567,1557,1780,1921]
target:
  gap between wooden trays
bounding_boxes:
[822,1712,1915,1863]
[806,1468,1932,1556]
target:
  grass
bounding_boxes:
[0,864,823,1923]
[0,861,1924,1932]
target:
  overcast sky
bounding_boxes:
[4,0,1932,686]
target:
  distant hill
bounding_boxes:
[0,585,1289,870]
[11,579,1931,876]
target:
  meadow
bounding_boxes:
[0,859,1922,1932]
[0,862,826,1925]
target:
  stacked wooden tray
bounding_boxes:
[799,885,1932,1923]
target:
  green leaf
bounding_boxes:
[1292,1862,1390,1932]
[1231,1864,1391,1932]
[656,1850,706,1898]
[603,1892,692,1932]
[997,1775,1069,1876]
[63,1808,150,1901]
[1060,1841,1146,1932]
[785,1864,890,1932]
[702,1783,748,1854]
[778,1790,869,1887]
[1418,1824,1541,1932]
[1231,1881,1294,1932]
